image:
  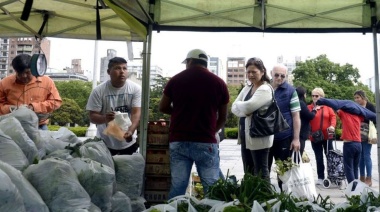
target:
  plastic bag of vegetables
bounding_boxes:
[76,139,114,170]
[70,158,115,212]
[23,158,91,212]
[0,167,25,212]
[111,191,132,212]
[113,153,145,198]
[51,127,81,144]
[0,117,39,163]
[0,128,29,170]
[0,161,48,212]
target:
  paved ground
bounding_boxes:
[213,139,379,204]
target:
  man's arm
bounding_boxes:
[89,111,115,125]
[159,94,172,115]
[216,103,228,132]
[290,111,301,151]
[0,81,12,115]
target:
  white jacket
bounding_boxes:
[231,82,274,150]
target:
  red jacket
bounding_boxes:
[307,104,336,142]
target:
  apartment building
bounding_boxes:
[226,57,246,86]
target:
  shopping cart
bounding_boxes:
[323,130,346,189]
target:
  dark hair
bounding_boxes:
[354,90,368,101]
[12,54,32,73]
[296,86,307,103]
[108,57,127,69]
[189,58,208,68]
[245,57,270,83]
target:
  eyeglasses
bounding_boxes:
[274,73,286,79]
[312,95,319,98]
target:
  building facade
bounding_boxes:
[226,57,246,86]
[0,37,50,79]
[209,57,226,81]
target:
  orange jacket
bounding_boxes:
[307,104,336,141]
[0,74,62,125]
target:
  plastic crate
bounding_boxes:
[147,134,169,145]
[146,149,170,164]
[148,121,170,134]
[146,163,171,175]
[145,176,171,190]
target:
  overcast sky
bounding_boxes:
[48,31,376,83]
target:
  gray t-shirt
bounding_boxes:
[86,80,142,150]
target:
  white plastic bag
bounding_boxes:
[23,158,91,212]
[114,112,132,131]
[0,168,26,212]
[369,121,377,144]
[113,153,145,199]
[111,191,132,212]
[51,127,82,144]
[344,179,375,198]
[168,195,197,212]
[0,161,48,212]
[78,141,115,170]
[279,151,317,200]
[70,158,115,212]
[0,117,39,163]
[0,129,29,170]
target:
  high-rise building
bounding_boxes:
[128,60,163,86]
[71,59,83,74]
[209,57,225,81]
[0,37,50,78]
[226,57,245,86]
[99,49,117,83]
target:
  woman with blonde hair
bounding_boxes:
[354,90,376,186]
[307,87,336,185]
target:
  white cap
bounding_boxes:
[182,49,208,64]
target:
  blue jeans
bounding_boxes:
[359,141,372,177]
[343,142,362,183]
[311,140,333,179]
[39,124,48,130]
[169,142,219,199]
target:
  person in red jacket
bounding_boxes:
[307,87,336,185]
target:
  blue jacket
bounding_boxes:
[274,82,295,140]
[316,98,376,123]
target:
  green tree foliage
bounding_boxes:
[225,84,244,128]
[54,81,93,126]
[149,75,171,121]
[292,54,374,103]
[51,98,84,126]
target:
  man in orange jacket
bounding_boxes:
[0,54,62,129]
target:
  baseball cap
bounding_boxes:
[182,49,208,64]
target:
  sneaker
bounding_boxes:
[316,179,323,185]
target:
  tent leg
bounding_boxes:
[139,24,153,158]
[372,26,380,192]
[86,40,99,137]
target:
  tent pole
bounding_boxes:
[86,40,99,137]
[372,25,380,192]
[139,24,153,158]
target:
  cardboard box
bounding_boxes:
[146,164,170,175]
[144,190,169,203]
[146,149,170,164]
[145,176,171,190]
[147,134,169,145]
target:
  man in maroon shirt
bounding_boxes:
[159,49,229,198]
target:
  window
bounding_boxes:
[2,52,7,57]
[3,39,7,43]
[0,65,5,69]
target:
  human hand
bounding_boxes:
[9,105,17,112]
[290,139,300,151]
[105,111,115,123]
[314,105,321,110]
[124,131,133,142]
[327,126,335,132]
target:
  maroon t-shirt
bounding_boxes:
[163,67,229,143]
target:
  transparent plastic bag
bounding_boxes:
[111,191,132,212]
[0,129,29,170]
[0,168,25,212]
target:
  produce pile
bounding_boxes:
[145,166,380,211]
[0,107,145,212]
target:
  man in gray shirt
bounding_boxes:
[86,57,141,155]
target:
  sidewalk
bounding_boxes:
[217,139,379,203]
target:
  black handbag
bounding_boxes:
[311,108,324,143]
[249,86,290,137]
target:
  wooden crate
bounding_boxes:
[146,149,170,164]
[148,121,170,134]
[147,134,169,146]
[145,176,171,190]
[144,190,169,203]
[146,163,170,175]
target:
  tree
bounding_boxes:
[149,75,171,121]
[225,84,244,128]
[51,98,84,126]
[292,54,374,103]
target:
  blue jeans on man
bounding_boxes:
[343,142,362,183]
[169,141,219,199]
[359,141,372,177]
